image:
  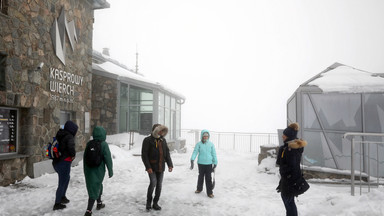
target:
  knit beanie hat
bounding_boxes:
[283,122,299,141]
[64,120,78,136]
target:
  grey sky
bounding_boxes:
[93,0,384,133]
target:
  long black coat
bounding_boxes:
[141,135,173,173]
[276,139,307,196]
[52,129,76,165]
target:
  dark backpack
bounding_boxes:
[46,137,61,159]
[85,140,103,167]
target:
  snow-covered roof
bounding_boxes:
[306,64,384,93]
[92,51,185,100]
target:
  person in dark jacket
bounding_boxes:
[52,120,78,210]
[83,126,113,216]
[276,122,307,216]
[141,124,173,211]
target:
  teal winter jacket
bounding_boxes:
[191,130,218,165]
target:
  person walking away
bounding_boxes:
[52,120,78,210]
[276,122,307,216]
[141,124,173,211]
[83,126,113,216]
[190,129,218,198]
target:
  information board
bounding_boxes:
[0,108,17,153]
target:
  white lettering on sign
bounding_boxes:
[49,67,84,103]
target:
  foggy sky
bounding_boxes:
[93,0,384,133]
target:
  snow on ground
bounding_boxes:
[1,135,384,216]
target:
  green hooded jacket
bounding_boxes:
[83,126,113,200]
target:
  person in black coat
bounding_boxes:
[52,120,78,211]
[276,122,307,216]
[141,124,173,211]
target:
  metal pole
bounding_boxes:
[351,137,355,196]
[250,134,252,152]
[377,144,379,188]
[360,143,362,195]
[368,144,370,192]
[233,133,236,150]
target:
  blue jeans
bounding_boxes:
[281,193,297,216]
[147,172,164,206]
[53,161,71,204]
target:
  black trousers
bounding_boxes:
[197,164,213,195]
[146,172,164,206]
[87,185,102,211]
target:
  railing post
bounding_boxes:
[351,137,355,196]
[250,134,252,152]
[233,133,236,150]
[218,133,221,149]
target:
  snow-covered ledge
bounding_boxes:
[258,145,279,164]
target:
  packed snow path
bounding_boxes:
[0,144,384,216]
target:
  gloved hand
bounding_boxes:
[190,160,194,170]
[213,164,217,172]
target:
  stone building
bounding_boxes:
[0,0,109,186]
[92,49,186,151]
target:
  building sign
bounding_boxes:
[0,108,17,153]
[50,8,77,65]
[50,67,84,103]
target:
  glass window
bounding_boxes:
[165,95,170,108]
[119,106,128,133]
[364,94,384,133]
[171,97,176,110]
[176,102,181,111]
[159,92,164,106]
[158,106,164,125]
[287,96,296,123]
[0,54,6,91]
[302,94,320,129]
[126,85,153,135]
[60,111,72,129]
[0,108,17,154]
[0,0,8,15]
[165,108,170,134]
[176,110,181,137]
[311,94,362,132]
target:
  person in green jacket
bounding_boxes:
[83,126,113,216]
[190,129,218,198]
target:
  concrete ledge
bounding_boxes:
[0,154,29,161]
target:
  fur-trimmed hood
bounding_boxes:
[287,139,307,149]
[152,125,168,138]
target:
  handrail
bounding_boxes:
[343,132,384,196]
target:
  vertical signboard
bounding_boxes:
[0,108,17,153]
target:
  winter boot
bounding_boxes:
[53,203,66,210]
[96,202,105,210]
[61,196,70,204]
[146,200,152,211]
[152,203,162,211]
[84,210,92,216]
[195,190,201,193]
[208,194,214,198]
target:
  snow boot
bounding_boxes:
[208,194,214,198]
[53,203,66,210]
[96,202,105,210]
[84,210,92,216]
[152,203,162,211]
[61,196,70,204]
[195,190,201,193]
[146,200,152,211]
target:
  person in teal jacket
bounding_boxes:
[83,126,113,216]
[190,129,218,198]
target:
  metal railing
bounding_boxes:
[181,129,278,153]
[343,132,384,196]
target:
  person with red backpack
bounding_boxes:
[83,126,113,216]
[52,120,78,210]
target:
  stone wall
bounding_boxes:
[91,74,118,135]
[0,157,27,185]
[0,0,95,185]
